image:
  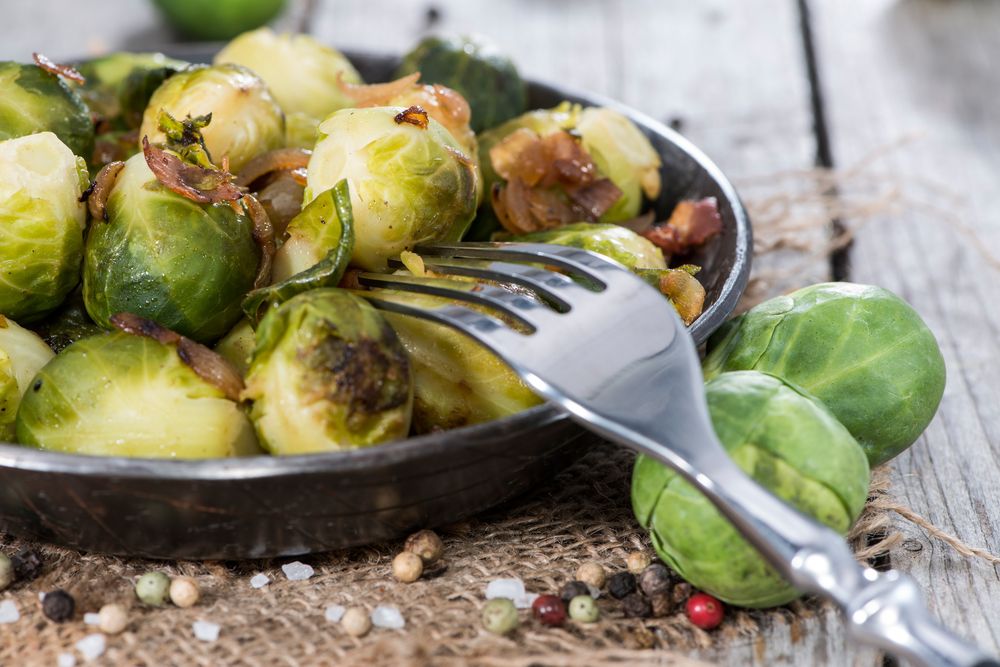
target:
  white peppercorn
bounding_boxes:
[0,554,12,591]
[341,607,371,637]
[575,562,606,589]
[625,552,651,574]
[404,530,444,564]
[98,603,128,635]
[169,577,200,608]
[392,552,423,583]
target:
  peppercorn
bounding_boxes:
[575,562,606,589]
[559,580,590,604]
[98,603,128,635]
[482,598,519,635]
[625,552,651,575]
[10,548,42,581]
[135,571,171,606]
[638,563,672,597]
[671,582,693,607]
[341,606,372,637]
[568,595,599,623]
[686,592,724,630]
[621,592,652,618]
[169,576,200,608]
[531,594,566,627]
[0,554,13,591]
[392,551,423,583]
[607,571,636,599]
[649,592,674,618]
[42,589,75,622]
[404,530,444,565]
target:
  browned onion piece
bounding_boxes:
[338,72,421,106]
[87,161,125,221]
[242,194,276,290]
[110,313,244,401]
[142,137,243,204]
[235,148,311,188]
[32,52,85,84]
[642,197,723,256]
[257,172,304,238]
[566,178,623,220]
[394,105,429,129]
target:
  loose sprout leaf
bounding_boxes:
[32,52,85,84]
[141,136,243,204]
[242,179,354,324]
[87,161,125,221]
[394,105,430,129]
[635,268,706,325]
[110,313,244,401]
[157,110,215,169]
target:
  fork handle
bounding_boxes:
[635,443,998,667]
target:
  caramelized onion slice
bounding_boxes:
[87,161,125,221]
[235,148,311,188]
[394,105,429,129]
[32,52,85,84]
[338,72,421,106]
[142,137,243,204]
[242,193,276,290]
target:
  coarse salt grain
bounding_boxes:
[0,600,19,623]
[485,578,525,601]
[250,573,270,589]
[281,561,314,581]
[38,592,46,601]
[57,653,76,667]
[83,612,101,626]
[370,605,405,629]
[75,634,106,662]
[517,592,539,610]
[325,604,346,623]
[192,620,221,642]
[587,584,602,599]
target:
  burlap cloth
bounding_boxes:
[4,154,986,667]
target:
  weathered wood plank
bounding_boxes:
[811,0,1000,655]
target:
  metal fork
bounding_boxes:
[358,241,997,667]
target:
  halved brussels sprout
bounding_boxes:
[15,331,259,457]
[83,152,260,343]
[0,315,55,442]
[703,283,946,466]
[139,64,285,173]
[0,62,94,159]
[214,28,362,123]
[0,133,88,322]
[396,35,527,134]
[375,288,542,434]
[632,371,870,608]
[242,289,412,454]
[306,107,479,271]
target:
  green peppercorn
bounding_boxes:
[482,598,519,635]
[568,595,599,623]
[0,554,13,591]
[135,571,171,606]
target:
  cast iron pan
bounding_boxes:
[0,48,752,559]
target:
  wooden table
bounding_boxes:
[6,1,999,664]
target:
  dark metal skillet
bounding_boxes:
[0,48,751,559]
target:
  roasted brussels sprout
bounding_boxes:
[632,371,870,608]
[476,103,661,236]
[214,28,362,123]
[703,283,946,466]
[396,35,527,133]
[306,107,479,271]
[242,289,412,454]
[214,318,255,376]
[0,316,55,442]
[75,52,188,130]
[0,133,88,322]
[375,289,542,434]
[83,152,260,343]
[16,330,259,458]
[139,64,285,173]
[514,223,667,270]
[0,62,94,159]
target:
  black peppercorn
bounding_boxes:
[42,589,75,622]
[650,592,674,617]
[607,571,636,599]
[638,563,672,597]
[560,580,590,604]
[10,548,42,581]
[622,592,652,618]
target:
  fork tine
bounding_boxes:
[414,242,621,287]
[358,272,560,332]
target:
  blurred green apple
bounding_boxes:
[152,0,287,41]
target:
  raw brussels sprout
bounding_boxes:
[306,107,479,271]
[0,316,55,442]
[703,283,946,466]
[242,289,412,454]
[75,52,188,129]
[632,371,870,608]
[0,62,94,158]
[139,64,285,173]
[16,332,259,458]
[514,223,667,270]
[396,35,527,133]
[214,318,255,376]
[0,133,88,322]
[214,28,362,122]
[83,152,260,343]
